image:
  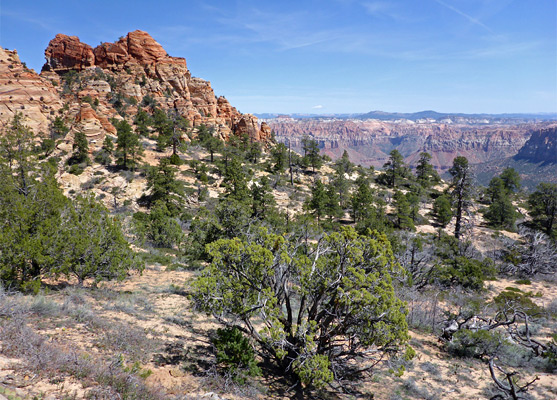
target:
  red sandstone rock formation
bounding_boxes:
[43,34,95,72]
[40,30,269,145]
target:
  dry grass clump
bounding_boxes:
[0,290,164,400]
[95,322,159,363]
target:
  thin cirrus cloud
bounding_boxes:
[154,2,538,64]
[433,0,494,34]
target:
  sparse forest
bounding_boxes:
[0,45,556,400]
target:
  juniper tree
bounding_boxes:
[133,201,183,249]
[191,227,413,390]
[0,116,142,290]
[55,194,143,285]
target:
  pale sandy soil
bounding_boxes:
[1,265,555,400]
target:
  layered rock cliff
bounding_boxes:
[270,119,542,171]
[39,30,269,143]
[514,126,557,164]
[0,49,62,133]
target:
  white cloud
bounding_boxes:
[312,105,324,109]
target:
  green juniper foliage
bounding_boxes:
[0,115,143,291]
[192,227,412,388]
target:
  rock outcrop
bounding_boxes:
[73,103,116,141]
[0,49,62,133]
[39,30,270,144]
[43,34,95,73]
[515,126,557,164]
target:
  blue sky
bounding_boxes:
[1,0,555,114]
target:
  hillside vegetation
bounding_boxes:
[0,95,556,399]
[0,30,555,400]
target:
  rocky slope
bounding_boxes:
[269,118,545,171]
[473,124,557,190]
[1,30,271,144]
[515,125,557,164]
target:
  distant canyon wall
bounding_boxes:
[270,119,547,171]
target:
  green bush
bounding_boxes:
[447,329,507,359]
[68,163,85,175]
[492,289,543,316]
[211,326,261,384]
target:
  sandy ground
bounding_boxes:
[1,264,555,400]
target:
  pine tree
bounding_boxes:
[485,175,518,229]
[246,140,262,164]
[270,142,288,173]
[432,194,452,228]
[157,110,189,162]
[350,178,374,223]
[415,152,440,188]
[306,180,328,222]
[251,176,276,219]
[71,131,89,164]
[394,191,415,230]
[146,158,182,213]
[528,183,557,236]
[222,156,250,202]
[325,182,343,222]
[500,167,521,194]
[485,195,517,229]
[449,156,473,239]
[203,135,223,163]
[115,119,143,169]
[302,137,322,173]
[383,149,407,188]
[334,150,354,175]
[332,171,350,209]
[49,116,69,140]
[134,107,152,137]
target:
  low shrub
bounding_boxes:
[211,326,261,384]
